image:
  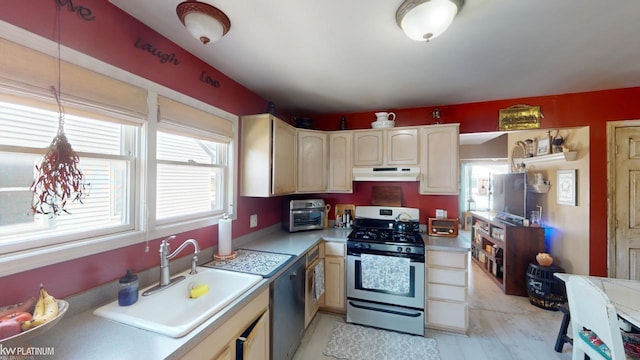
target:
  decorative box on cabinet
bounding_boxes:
[419,124,459,195]
[470,212,546,296]
[241,114,296,197]
[425,250,469,333]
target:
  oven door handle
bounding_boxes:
[348,301,422,318]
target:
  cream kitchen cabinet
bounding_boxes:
[183,288,270,360]
[386,128,419,165]
[327,131,352,192]
[297,129,328,193]
[419,124,460,194]
[241,114,297,197]
[425,250,469,334]
[320,241,346,312]
[353,130,383,166]
[353,128,419,167]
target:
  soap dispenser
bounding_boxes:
[118,269,139,306]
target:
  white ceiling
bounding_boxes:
[110,0,640,116]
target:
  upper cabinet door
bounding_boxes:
[353,130,383,166]
[241,114,296,197]
[386,128,419,165]
[419,124,460,195]
[272,118,297,195]
[297,129,328,193]
[328,131,353,193]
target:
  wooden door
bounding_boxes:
[297,130,327,193]
[242,310,270,360]
[419,124,460,194]
[613,126,640,279]
[323,256,345,310]
[386,128,419,165]
[328,132,352,192]
[272,118,297,195]
[353,130,383,166]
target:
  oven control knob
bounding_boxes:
[405,248,412,253]
[365,244,372,249]
[397,247,403,253]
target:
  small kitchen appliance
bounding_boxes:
[427,218,459,237]
[346,206,425,336]
[283,199,325,232]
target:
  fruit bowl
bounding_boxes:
[0,300,68,347]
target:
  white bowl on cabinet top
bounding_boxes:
[93,267,262,338]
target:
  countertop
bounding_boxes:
[10,226,468,359]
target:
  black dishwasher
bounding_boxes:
[271,256,305,360]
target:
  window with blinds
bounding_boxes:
[156,131,226,221]
[156,96,232,223]
[0,100,138,251]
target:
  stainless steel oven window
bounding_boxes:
[353,258,416,297]
[347,255,425,309]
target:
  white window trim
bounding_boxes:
[0,21,239,278]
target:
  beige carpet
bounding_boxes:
[323,322,440,360]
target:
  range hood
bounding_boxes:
[352,167,420,182]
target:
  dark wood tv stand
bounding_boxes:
[470,211,546,296]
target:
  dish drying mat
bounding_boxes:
[202,249,294,278]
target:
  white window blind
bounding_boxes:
[0,101,139,253]
[155,131,226,222]
[156,96,233,222]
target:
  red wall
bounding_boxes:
[313,88,640,277]
[0,0,282,305]
[1,0,639,305]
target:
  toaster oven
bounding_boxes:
[283,199,325,232]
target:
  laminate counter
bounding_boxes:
[8,226,470,359]
[10,226,346,360]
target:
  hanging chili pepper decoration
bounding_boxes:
[30,86,88,216]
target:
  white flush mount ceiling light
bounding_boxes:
[176,1,231,45]
[396,0,464,42]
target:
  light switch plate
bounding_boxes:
[250,214,258,228]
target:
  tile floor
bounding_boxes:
[293,262,572,360]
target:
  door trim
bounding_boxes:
[606,119,640,278]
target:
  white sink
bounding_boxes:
[93,267,262,337]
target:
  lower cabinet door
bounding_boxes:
[427,300,467,331]
[238,310,269,360]
[323,256,345,311]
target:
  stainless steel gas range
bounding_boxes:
[346,206,425,336]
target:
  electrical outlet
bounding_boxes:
[250,214,258,228]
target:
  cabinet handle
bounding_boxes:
[290,271,297,280]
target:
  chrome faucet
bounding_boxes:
[143,235,201,296]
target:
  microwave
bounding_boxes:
[283,199,325,232]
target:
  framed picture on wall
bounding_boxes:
[537,137,550,156]
[557,169,577,206]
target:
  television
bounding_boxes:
[491,172,538,225]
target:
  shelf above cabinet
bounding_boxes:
[521,151,577,166]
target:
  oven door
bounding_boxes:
[347,253,424,309]
[290,209,324,231]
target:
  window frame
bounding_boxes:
[0,23,239,277]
